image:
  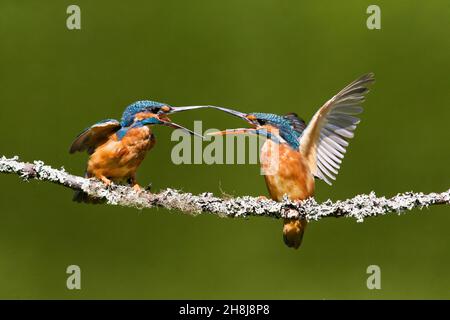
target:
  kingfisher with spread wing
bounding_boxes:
[209,73,375,249]
[69,100,206,203]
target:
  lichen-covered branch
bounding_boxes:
[0,156,449,222]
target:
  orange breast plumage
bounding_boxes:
[260,139,315,201]
[86,126,155,183]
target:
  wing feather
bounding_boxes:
[69,119,121,154]
[299,73,375,185]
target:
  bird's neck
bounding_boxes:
[116,125,152,141]
[259,124,299,151]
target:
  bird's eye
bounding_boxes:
[257,119,266,125]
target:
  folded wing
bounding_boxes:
[299,73,375,185]
[69,119,121,154]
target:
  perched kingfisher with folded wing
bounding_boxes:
[209,73,375,249]
[69,100,207,203]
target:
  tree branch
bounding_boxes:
[0,156,448,222]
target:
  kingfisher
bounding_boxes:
[209,73,375,249]
[69,100,207,203]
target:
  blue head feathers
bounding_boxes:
[249,113,303,149]
[121,100,167,127]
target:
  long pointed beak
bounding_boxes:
[160,119,204,139]
[207,127,281,144]
[208,128,256,136]
[169,105,251,123]
[207,106,250,122]
[168,105,212,114]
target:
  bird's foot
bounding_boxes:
[99,176,112,186]
[257,195,268,200]
[132,184,142,192]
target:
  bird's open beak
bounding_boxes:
[167,105,211,114]
[160,104,254,138]
[208,128,257,136]
[206,106,253,124]
[168,105,251,121]
[204,106,258,137]
[158,118,205,139]
[207,127,280,144]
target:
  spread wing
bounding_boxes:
[298,73,375,185]
[69,119,121,154]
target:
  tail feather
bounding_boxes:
[283,219,307,249]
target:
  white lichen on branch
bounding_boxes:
[0,156,449,221]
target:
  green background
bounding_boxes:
[0,0,449,299]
